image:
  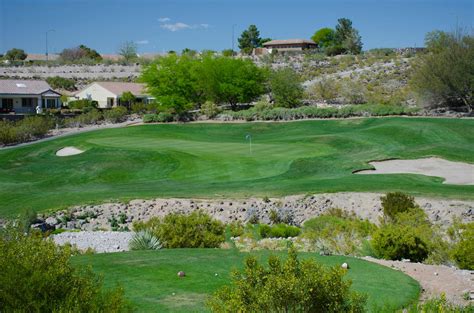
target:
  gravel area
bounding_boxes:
[52,231,133,253]
[363,256,474,305]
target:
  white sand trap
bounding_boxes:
[56,146,84,157]
[356,157,474,185]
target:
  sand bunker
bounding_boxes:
[56,147,84,157]
[355,157,474,185]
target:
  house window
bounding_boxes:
[22,98,37,107]
[43,98,56,108]
[1,98,14,112]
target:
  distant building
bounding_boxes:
[0,79,61,114]
[74,82,153,108]
[262,39,317,52]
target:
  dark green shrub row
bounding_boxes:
[0,116,55,145]
[133,210,225,248]
[259,223,301,238]
[221,104,419,121]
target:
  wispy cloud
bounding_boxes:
[160,22,210,32]
[136,40,149,45]
[158,17,171,22]
[161,22,192,32]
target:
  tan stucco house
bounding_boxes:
[262,39,317,52]
[74,82,153,108]
[0,79,61,114]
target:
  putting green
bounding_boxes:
[72,249,420,312]
[0,117,473,216]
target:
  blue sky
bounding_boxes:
[0,0,472,54]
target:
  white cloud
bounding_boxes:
[136,40,149,45]
[160,22,210,32]
[158,17,171,22]
[161,22,191,32]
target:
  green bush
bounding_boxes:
[143,112,175,123]
[0,226,131,312]
[46,76,76,91]
[303,210,377,256]
[129,230,162,250]
[449,221,474,270]
[67,109,103,127]
[200,101,220,118]
[221,104,418,122]
[269,67,304,108]
[68,99,98,110]
[103,106,128,123]
[381,192,417,221]
[0,116,55,145]
[259,223,301,238]
[130,102,147,114]
[371,223,430,262]
[133,211,225,248]
[207,247,367,312]
[228,221,244,237]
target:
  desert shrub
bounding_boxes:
[0,226,131,312]
[142,112,175,123]
[103,106,128,123]
[340,79,367,104]
[228,221,245,237]
[134,211,225,248]
[129,230,162,250]
[207,247,367,312]
[303,211,376,256]
[130,102,147,114]
[259,223,301,238]
[371,223,430,262]
[307,78,340,101]
[201,100,220,118]
[406,294,473,313]
[254,99,272,111]
[381,192,417,222]
[67,109,103,127]
[268,208,294,225]
[448,221,474,270]
[68,99,98,111]
[0,120,17,145]
[269,67,304,108]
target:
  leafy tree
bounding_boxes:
[207,247,367,312]
[311,27,336,48]
[181,48,198,56]
[448,221,474,270]
[5,48,27,61]
[120,91,136,108]
[198,55,267,109]
[118,41,138,62]
[238,24,263,54]
[269,67,304,108]
[0,225,131,312]
[60,45,102,62]
[334,18,363,54]
[411,29,473,112]
[140,54,204,114]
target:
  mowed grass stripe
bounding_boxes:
[0,117,473,216]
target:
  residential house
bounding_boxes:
[74,82,153,108]
[0,79,61,114]
[262,39,317,52]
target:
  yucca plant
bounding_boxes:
[129,230,162,250]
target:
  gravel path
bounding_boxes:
[363,256,473,305]
[52,231,133,253]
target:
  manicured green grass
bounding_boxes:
[1,118,473,216]
[72,249,420,312]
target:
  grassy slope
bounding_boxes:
[72,249,420,312]
[1,117,473,216]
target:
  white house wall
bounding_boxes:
[75,83,117,108]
